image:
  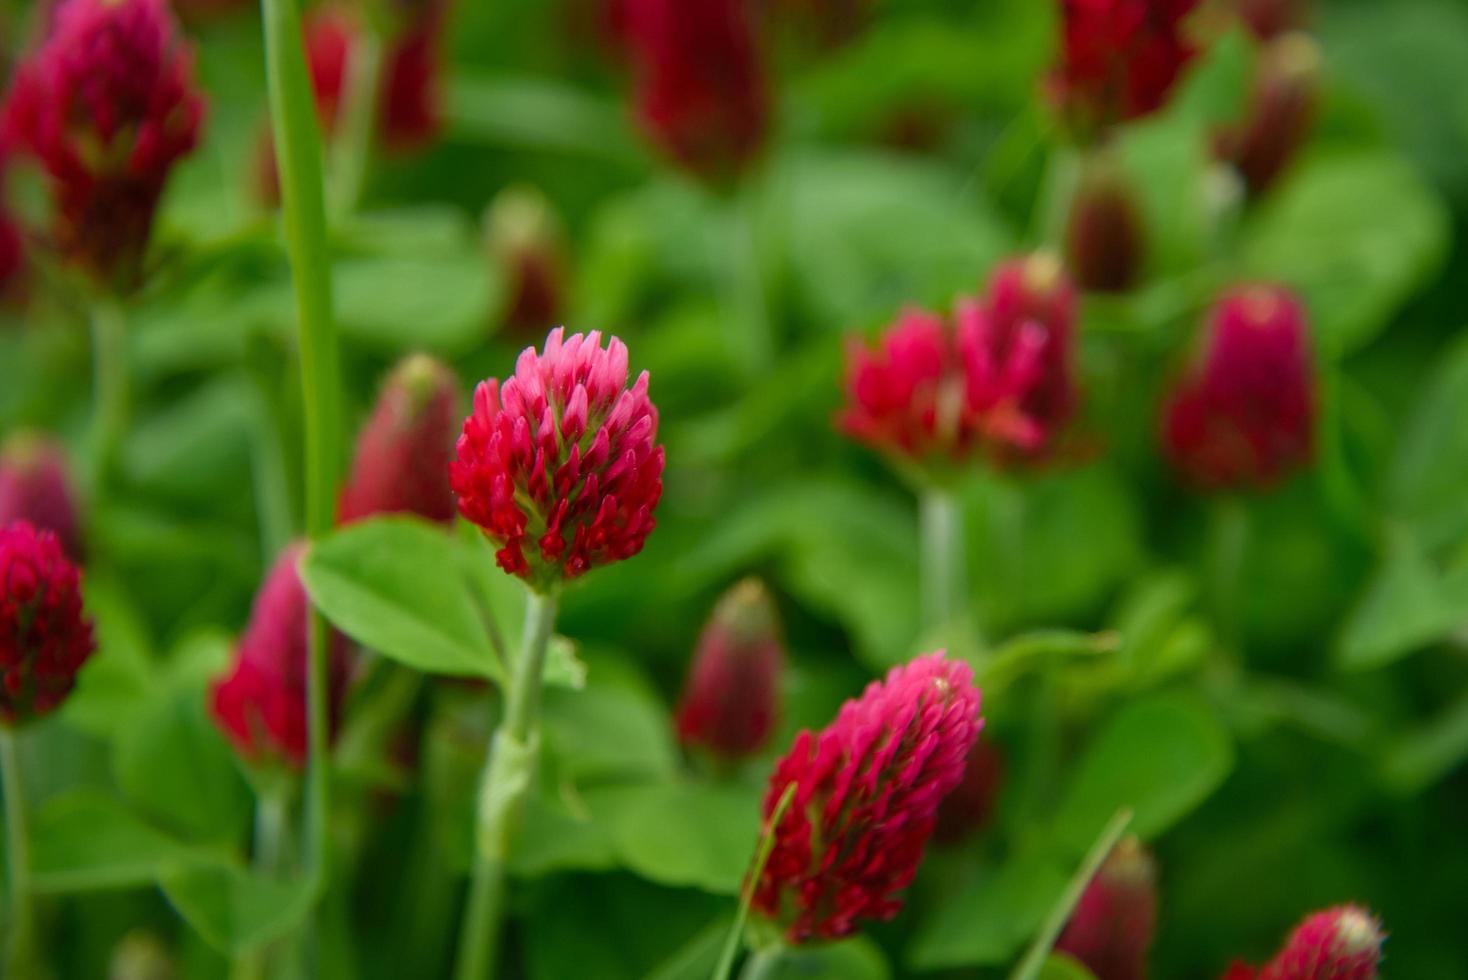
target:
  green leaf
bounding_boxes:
[1240,151,1449,356]
[30,791,210,893]
[161,866,316,955]
[449,74,643,164]
[61,577,157,738]
[1038,954,1100,980]
[334,253,497,357]
[1388,332,1468,549]
[764,938,890,980]
[641,917,731,980]
[1052,693,1232,851]
[302,516,502,680]
[908,850,1070,968]
[1337,531,1468,670]
[541,682,678,783]
[1380,690,1468,793]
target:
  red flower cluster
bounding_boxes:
[1162,285,1315,490]
[210,544,351,768]
[4,0,205,290]
[1057,837,1159,980]
[839,254,1079,471]
[340,354,461,525]
[1224,905,1384,980]
[1,521,95,726]
[1215,33,1320,197]
[486,185,569,337]
[623,0,770,181]
[753,651,982,942]
[451,328,664,588]
[675,578,784,759]
[1050,0,1202,136]
[0,434,82,561]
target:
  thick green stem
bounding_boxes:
[329,30,382,217]
[1,730,35,976]
[455,590,559,980]
[920,486,964,631]
[738,947,783,980]
[89,296,129,488]
[260,0,341,948]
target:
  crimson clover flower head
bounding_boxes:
[623,0,770,182]
[0,433,83,562]
[753,651,983,942]
[1214,33,1320,198]
[1056,836,1159,980]
[340,354,461,525]
[209,543,351,769]
[485,184,568,337]
[675,578,784,759]
[1049,0,1203,137]
[0,520,95,726]
[1225,905,1384,980]
[1065,151,1147,293]
[4,0,205,290]
[451,327,664,589]
[1162,284,1315,491]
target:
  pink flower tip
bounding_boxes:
[0,520,96,726]
[675,578,784,759]
[1225,904,1385,980]
[753,651,983,942]
[450,327,664,589]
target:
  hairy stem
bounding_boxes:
[920,486,965,631]
[1,730,35,977]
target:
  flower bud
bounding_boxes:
[0,433,82,562]
[485,185,568,337]
[109,930,175,980]
[1162,285,1315,490]
[1065,151,1147,293]
[675,578,783,759]
[4,0,206,291]
[0,520,96,726]
[1224,905,1384,980]
[340,354,461,525]
[934,738,1004,844]
[623,0,770,182]
[754,651,982,942]
[1049,0,1203,136]
[451,327,664,587]
[209,543,352,769]
[377,3,447,155]
[1056,836,1158,980]
[1215,34,1319,197]
[1234,0,1310,40]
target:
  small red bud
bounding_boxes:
[340,354,462,525]
[485,185,569,338]
[1056,836,1158,980]
[0,520,96,726]
[1065,151,1147,293]
[675,578,784,759]
[1223,904,1384,980]
[0,433,82,562]
[1215,33,1320,197]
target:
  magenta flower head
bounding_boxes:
[1224,905,1384,980]
[1065,152,1147,293]
[1215,33,1320,198]
[4,0,205,291]
[451,327,664,589]
[675,578,784,759]
[934,737,1004,844]
[1056,836,1158,980]
[0,433,83,562]
[1162,285,1315,491]
[340,354,461,525]
[485,185,568,337]
[1049,0,1203,137]
[752,651,982,942]
[0,520,95,726]
[623,0,769,182]
[210,544,352,769]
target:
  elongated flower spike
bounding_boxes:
[1049,0,1203,139]
[675,578,784,759]
[1162,285,1315,491]
[340,354,461,525]
[752,651,982,942]
[209,544,352,769]
[1222,905,1384,980]
[623,0,770,182]
[1056,836,1159,980]
[4,0,206,291]
[0,433,83,562]
[0,520,95,726]
[1215,33,1320,197]
[451,327,664,589]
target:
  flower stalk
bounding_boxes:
[329,29,383,217]
[90,296,129,488]
[920,485,963,630]
[1,730,34,976]
[456,588,559,980]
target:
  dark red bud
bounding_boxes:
[1065,153,1147,293]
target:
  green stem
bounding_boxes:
[244,359,296,558]
[737,947,782,980]
[1,730,35,977]
[89,296,129,488]
[455,589,560,980]
[711,783,797,980]
[1208,497,1249,649]
[329,29,382,217]
[233,790,295,980]
[727,177,773,375]
[920,486,964,631]
[260,0,342,955]
[1008,808,1133,980]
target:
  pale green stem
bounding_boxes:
[727,178,773,375]
[233,790,295,980]
[737,947,783,980]
[711,783,797,980]
[455,590,559,980]
[1,730,35,977]
[329,30,383,218]
[244,362,295,558]
[89,296,129,488]
[920,486,964,631]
